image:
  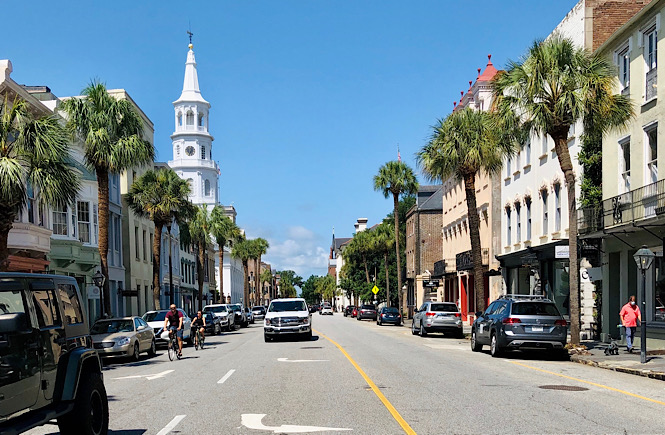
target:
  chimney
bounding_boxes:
[355,218,368,233]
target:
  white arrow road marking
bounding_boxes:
[241,414,352,433]
[277,358,329,363]
[113,370,174,380]
[218,369,235,384]
[156,415,185,435]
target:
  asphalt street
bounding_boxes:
[25,314,665,434]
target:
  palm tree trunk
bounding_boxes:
[555,135,580,345]
[218,247,224,304]
[384,251,390,307]
[463,174,486,313]
[152,224,163,310]
[393,193,403,317]
[256,254,262,306]
[197,242,205,312]
[0,206,16,272]
[243,261,250,307]
[96,169,112,316]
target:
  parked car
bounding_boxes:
[310,304,321,313]
[245,307,255,324]
[203,304,235,331]
[0,273,108,434]
[91,316,156,360]
[412,301,463,338]
[200,313,222,335]
[228,303,248,327]
[352,307,358,317]
[252,305,267,320]
[143,309,193,345]
[471,295,568,357]
[377,306,401,325]
[320,303,333,315]
[264,298,312,341]
[344,305,356,317]
[357,304,377,321]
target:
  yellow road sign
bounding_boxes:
[371,285,380,295]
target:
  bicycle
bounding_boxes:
[167,329,182,361]
[194,328,204,350]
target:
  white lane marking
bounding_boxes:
[156,415,186,435]
[277,358,329,363]
[241,414,352,433]
[424,344,466,350]
[218,369,236,384]
[114,370,174,380]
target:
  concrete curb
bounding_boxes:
[570,355,665,381]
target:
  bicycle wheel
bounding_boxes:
[167,340,175,361]
[200,332,204,349]
[194,332,199,351]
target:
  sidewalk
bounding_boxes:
[570,341,665,381]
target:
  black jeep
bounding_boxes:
[0,273,109,434]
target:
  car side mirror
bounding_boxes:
[475,311,483,318]
[0,313,30,333]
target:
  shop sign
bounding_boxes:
[87,285,100,300]
[520,253,538,267]
[424,280,440,288]
[456,250,473,271]
[555,246,570,259]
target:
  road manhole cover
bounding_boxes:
[539,385,588,391]
[300,346,323,349]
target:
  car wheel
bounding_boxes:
[490,333,502,358]
[58,372,108,435]
[411,320,417,335]
[132,342,140,361]
[471,331,482,352]
[187,334,194,346]
[148,339,156,357]
[304,331,312,341]
[419,323,427,337]
[215,324,221,335]
[455,329,465,339]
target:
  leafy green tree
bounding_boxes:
[0,96,79,271]
[418,107,516,313]
[374,222,394,306]
[210,206,241,303]
[61,82,154,315]
[374,161,418,316]
[492,35,633,343]
[190,206,212,312]
[301,275,321,305]
[275,270,302,298]
[344,229,374,284]
[315,274,338,305]
[252,238,270,306]
[127,168,192,309]
[260,268,274,302]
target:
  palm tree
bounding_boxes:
[346,230,374,285]
[260,268,273,302]
[61,81,154,315]
[231,237,253,307]
[210,206,241,303]
[492,35,633,344]
[374,223,394,306]
[373,161,418,316]
[126,168,192,310]
[418,107,515,314]
[253,238,269,306]
[0,96,80,270]
[190,206,212,312]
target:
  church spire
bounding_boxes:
[175,37,209,105]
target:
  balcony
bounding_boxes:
[646,68,657,101]
[578,179,665,235]
[8,223,51,254]
[455,248,489,271]
[177,125,208,133]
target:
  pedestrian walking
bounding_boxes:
[620,295,641,353]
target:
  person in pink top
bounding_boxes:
[620,295,641,353]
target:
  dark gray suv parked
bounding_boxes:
[0,273,108,434]
[471,295,567,357]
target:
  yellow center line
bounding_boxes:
[510,361,665,406]
[314,329,417,435]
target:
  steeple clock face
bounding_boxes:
[185,146,195,156]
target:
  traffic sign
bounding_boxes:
[371,285,380,295]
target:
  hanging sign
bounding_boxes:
[555,246,570,259]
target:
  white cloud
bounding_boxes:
[262,226,329,279]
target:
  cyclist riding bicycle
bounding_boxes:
[191,310,206,345]
[164,304,184,357]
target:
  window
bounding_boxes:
[506,207,512,245]
[646,125,658,184]
[77,201,90,244]
[143,229,147,261]
[515,203,521,243]
[204,179,211,196]
[186,111,194,126]
[201,146,206,160]
[646,26,658,71]
[526,198,532,241]
[618,46,630,90]
[58,283,84,325]
[506,158,512,178]
[542,135,548,155]
[93,204,98,245]
[114,216,121,253]
[52,204,68,236]
[32,288,61,328]
[150,233,154,263]
[620,138,631,192]
[654,256,665,323]
[554,184,561,232]
[26,183,35,224]
[525,138,531,166]
[177,113,182,126]
[542,191,549,235]
[135,227,140,259]
[198,114,204,127]
[71,206,77,239]
[176,144,180,157]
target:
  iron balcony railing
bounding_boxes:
[578,179,665,235]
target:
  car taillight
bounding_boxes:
[426,312,436,317]
[555,319,567,326]
[382,314,386,317]
[502,317,521,324]
[454,313,461,317]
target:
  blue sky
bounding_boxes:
[5,0,578,279]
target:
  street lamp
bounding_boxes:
[167,224,174,306]
[401,284,407,323]
[92,270,105,319]
[633,245,655,364]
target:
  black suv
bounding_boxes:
[471,294,567,357]
[0,273,108,434]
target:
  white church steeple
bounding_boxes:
[169,40,220,211]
